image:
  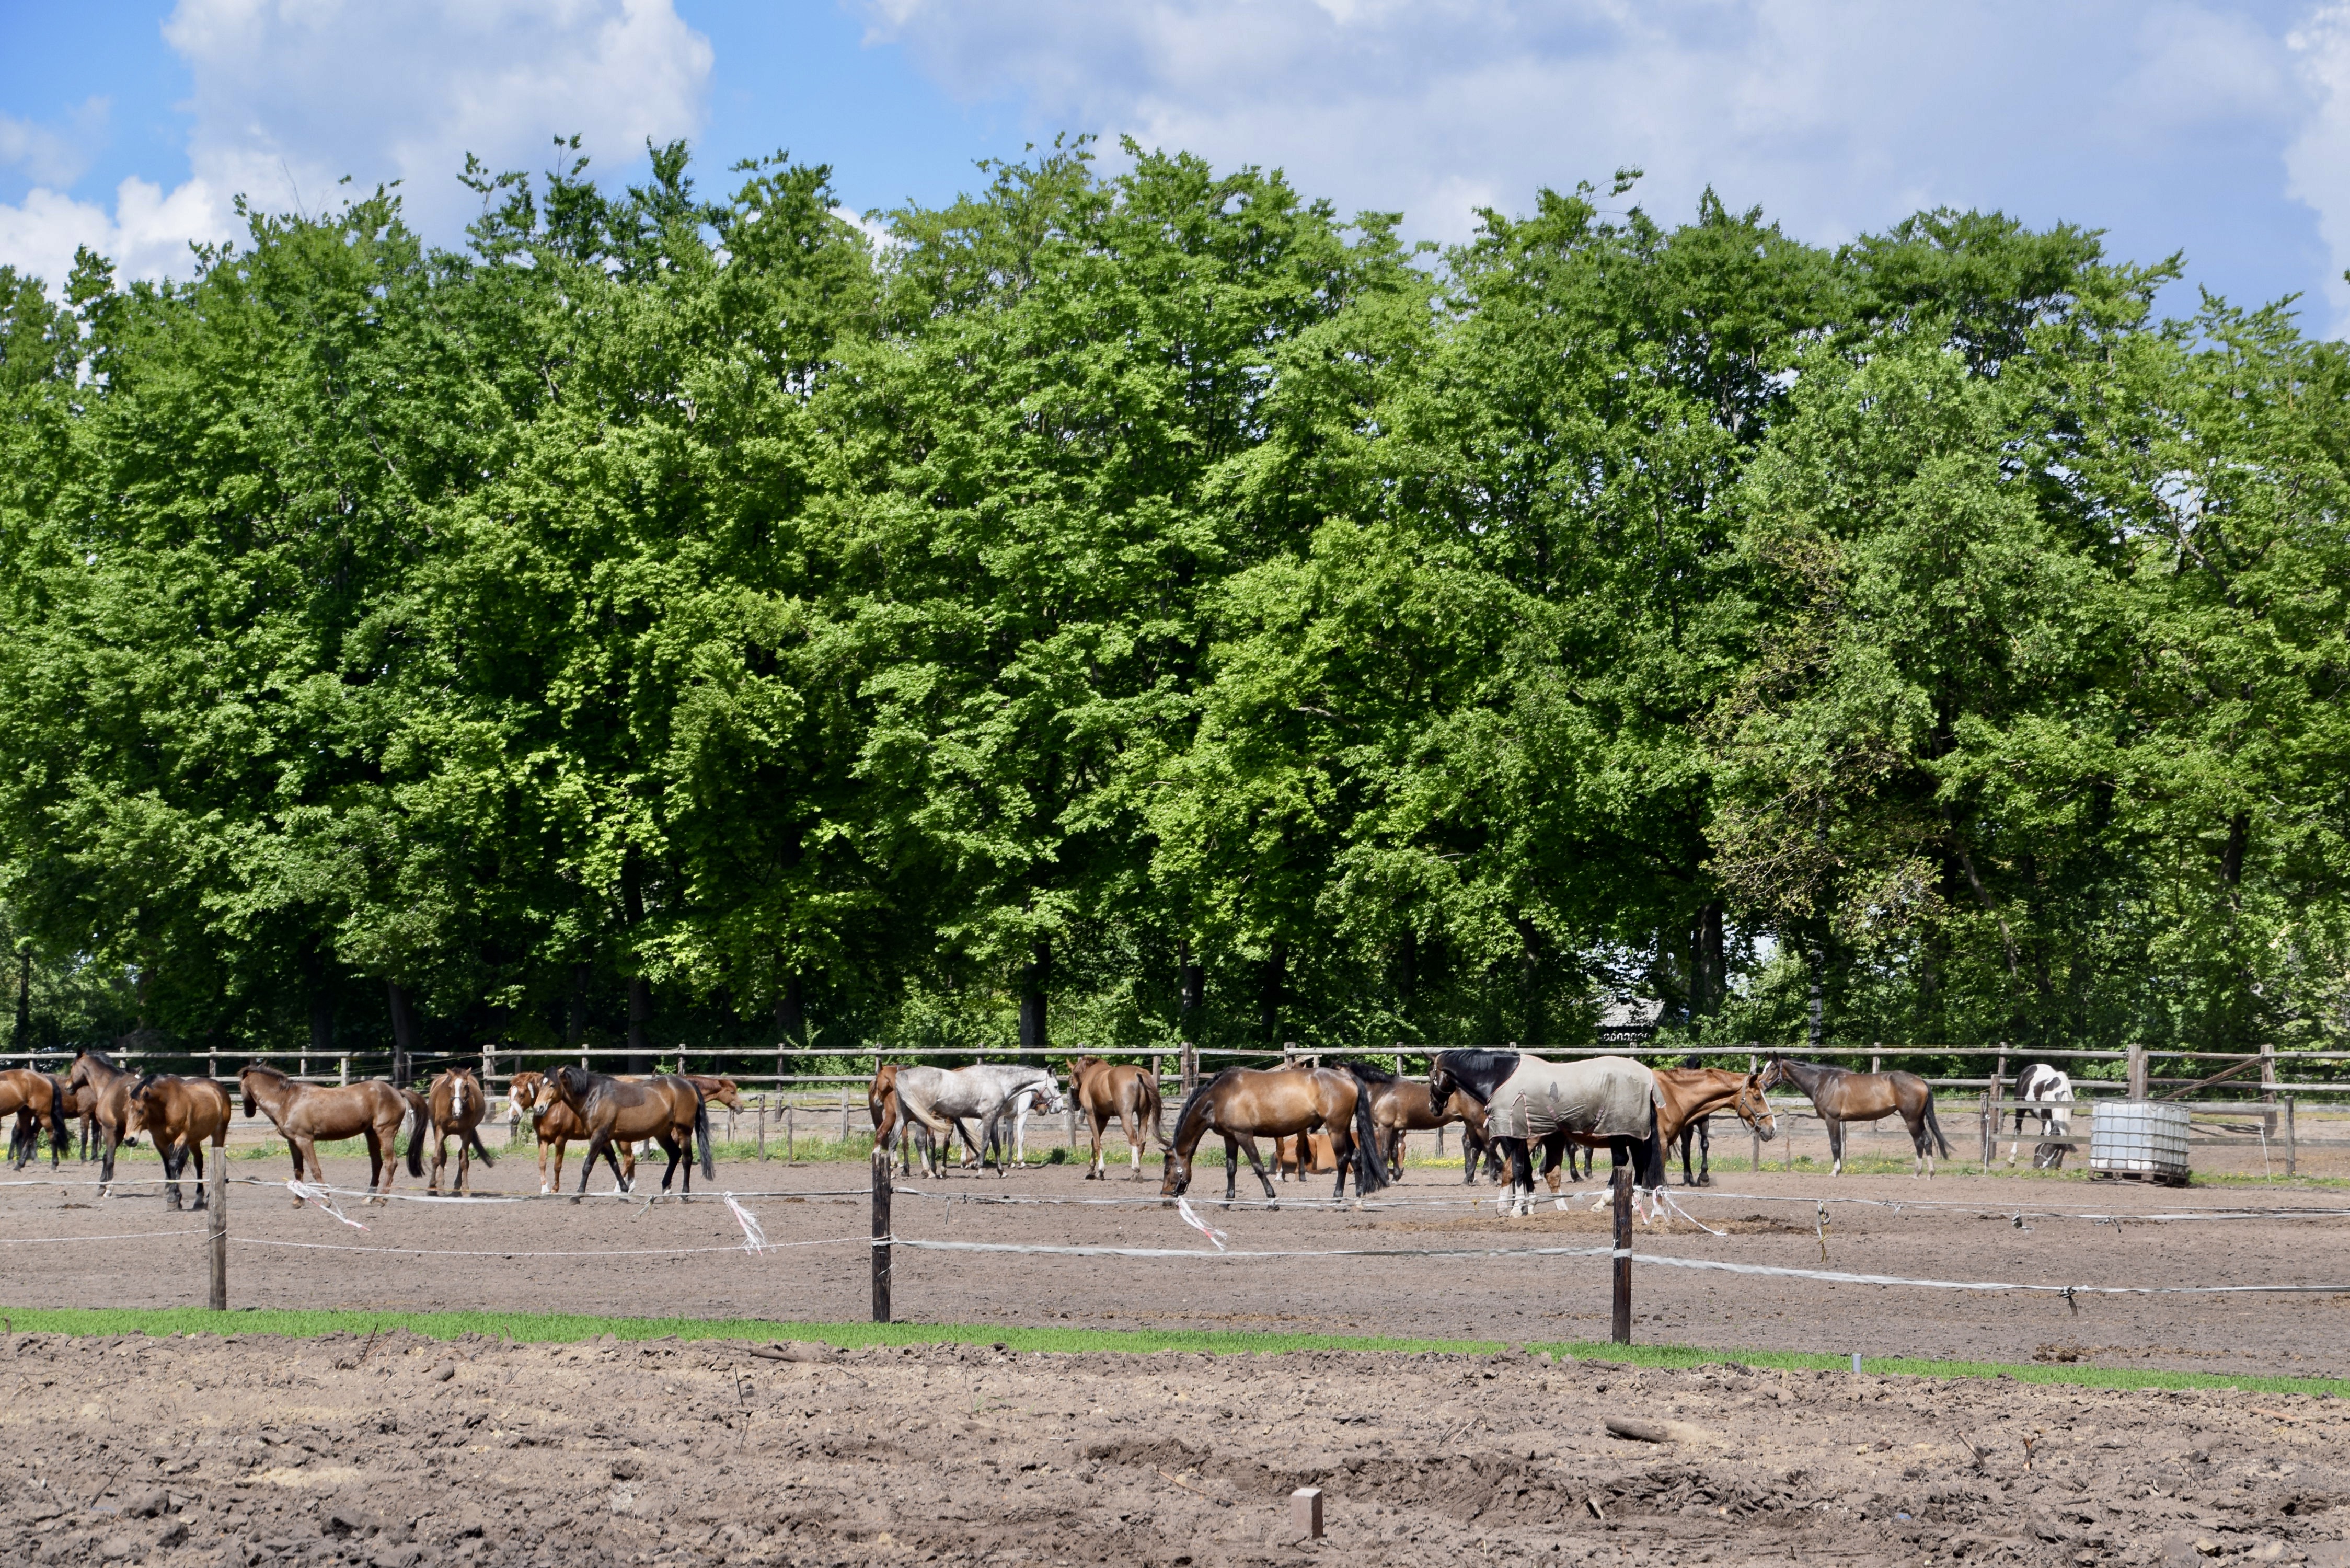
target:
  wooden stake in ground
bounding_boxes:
[870,1144,892,1324]
[207,1148,227,1310]
[1611,1166,1632,1345]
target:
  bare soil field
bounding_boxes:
[7,1154,2350,1379]
[6,1330,2350,1566]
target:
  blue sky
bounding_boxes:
[6,2,2350,330]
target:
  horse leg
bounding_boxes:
[98,1124,120,1197]
[1237,1136,1280,1204]
[575,1133,610,1202]
[660,1133,683,1194]
[1121,1103,1146,1181]
[1827,1119,1844,1177]
[290,1137,319,1203]
[1330,1127,1353,1204]
[189,1140,208,1210]
[364,1131,387,1203]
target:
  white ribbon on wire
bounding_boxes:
[723,1195,769,1254]
[287,1180,368,1230]
[1175,1195,1229,1252]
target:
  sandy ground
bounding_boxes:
[5,1330,2349,1566]
[6,1145,2350,1379]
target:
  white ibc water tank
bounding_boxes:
[2088,1100,2191,1184]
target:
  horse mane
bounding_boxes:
[84,1050,118,1069]
[241,1061,289,1082]
[1170,1067,1239,1142]
[1436,1048,1519,1080]
[1335,1059,1398,1084]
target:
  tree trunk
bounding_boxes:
[309,987,336,1057]
[1806,929,1825,1051]
[12,949,28,1052]
[1177,939,1203,1041]
[626,977,652,1074]
[1259,942,1285,1045]
[1019,941,1050,1050]
[568,962,591,1050]
[776,969,806,1046]
[386,980,422,1087]
[2220,812,2249,893]
[1517,919,1544,1047]
[1690,900,1724,1022]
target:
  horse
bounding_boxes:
[424,1067,499,1195]
[67,1052,148,1196]
[543,1066,711,1201]
[1652,1067,1777,1187]
[239,1063,427,1205]
[130,1073,231,1210]
[1159,1065,1389,1205]
[2008,1063,2075,1170]
[1759,1055,1952,1177]
[1425,1051,1664,1217]
[510,1070,632,1194]
[1272,1129,1335,1180]
[0,1067,72,1170]
[1337,1062,1476,1182]
[682,1075,742,1112]
[1066,1056,1164,1180]
[892,1065,1065,1178]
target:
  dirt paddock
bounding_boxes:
[6,1155,2350,1377]
[8,1330,2350,1566]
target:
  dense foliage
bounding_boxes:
[1,139,2344,1067]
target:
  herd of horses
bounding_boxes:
[0,1044,2080,1207]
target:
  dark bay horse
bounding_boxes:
[1340,1062,1484,1183]
[131,1073,232,1209]
[1067,1056,1164,1181]
[544,1066,711,1201]
[514,1070,635,1194]
[67,1052,146,1195]
[1760,1055,1951,1177]
[425,1067,499,1195]
[239,1063,426,1204]
[1425,1050,1665,1215]
[0,1067,72,1170]
[1161,1066,1389,1205]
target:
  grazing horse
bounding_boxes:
[892,1065,1065,1178]
[67,1052,147,1195]
[239,1063,427,1205]
[130,1073,231,1209]
[0,1067,72,1170]
[1425,1051,1664,1217]
[543,1066,711,1202]
[2008,1063,2075,1170]
[424,1067,499,1195]
[1159,1066,1389,1205]
[1066,1056,1163,1180]
[1652,1068,1777,1187]
[1760,1055,1951,1177]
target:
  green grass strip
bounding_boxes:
[0,1305,2340,1399]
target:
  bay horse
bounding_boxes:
[511,1070,635,1194]
[130,1073,231,1209]
[424,1067,498,1195]
[1759,1055,1951,1177]
[66,1052,146,1195]
[1651,1067,1776,1186]
[239,1063,427,1205]
[1425,1051,1664,1217]
[543,1066,711,1201]
[1066,1056,1163,1180]
[1339,1062,1495,1182]
[0,1067,72,1170]
[1273,1129,1335,1180]
[1160,1065,1389,1206]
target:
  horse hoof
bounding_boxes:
[1553,1198,1569,1213]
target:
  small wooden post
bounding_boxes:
[2286,1095,2297,1178]
[339,1055,349,1087]
[1978,1093,1991,1174]
[2261,1042,2278,1136]
[1610,1166,1632,1345]
[2127,1044,2147,1100]
[1283,1041,1296,1069]
[1749,1050,1761,1172]
[208,1050,218,1081]
[756,1093,767,1161]
[870,1144,892,1323]
[786,1104,795,1165]
[840,1088,850,1145]
[207,1148,227,1311]
[1989,1044,2008,1167]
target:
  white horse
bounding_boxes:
[893,1064,1065,1177]
[2007,1063,2074,1169]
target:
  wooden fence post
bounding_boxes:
[1989,1044,2008,1167]
[2127,1044,2147,1100]
[1610,1166,1632,1345]
[339,1055,350,1087]
[786,1104,795,1165]
[840,1088,850,1146]
[2286,1095,2297,1178]
[756,1093,767,1161]
[870,1144,892,1324]
[207,1150,227,1311]
[1748,1047,1761,1172]
[1978,1093,1991,1174]
[2262,1042,2278,1136]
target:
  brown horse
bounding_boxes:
[1342,1062,1495,1182]
[1272,1129,1336,1180]
[1651,1068,1776,1185]
[1066,1056,1163,1181]
[1759,1055,1951,1177]
[67,1052,146,1195]
[1161,1066,1389,1205]
[682,1075,742,1112]
[511,1071,633,1194]
[544,1066,711,1202]
[0,1067,72,1170]
[55,1074,98,1160]
[130,1073,231,1209]
[424,1067,499,1195]
[239,1063,426,1205]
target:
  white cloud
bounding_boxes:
[2288,3,2350,326]
[0,0,713,290]
[861,1,2327,275]
[0,98,110,191]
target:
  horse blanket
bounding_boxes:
[1483,1053,1657,1141]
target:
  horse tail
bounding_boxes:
[694,1084,715,1179]
[1344,1067,1390,1194]
[467,1125,497,1168]
[402,1089,430,1177]
[1641,1099,1667,1190]
[1140,1074,1165,1150]
[1921,1088,1953,1159]
[45,1076,67,1149]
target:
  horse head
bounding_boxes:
[550,1065,592,1111]
[1425,1058,1459,1109]
[1736,1074,1777,1143]
[1158,1143,1191,1198]
[1755,1056,1789,1092]
[237,1062,274,1117]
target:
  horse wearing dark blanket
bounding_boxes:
[1426,1050,1665,1217]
